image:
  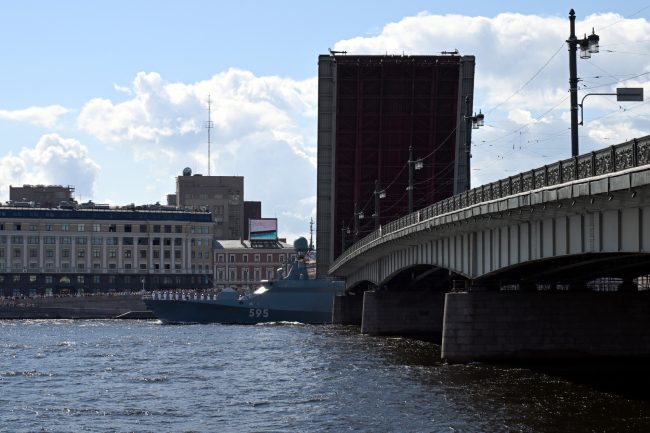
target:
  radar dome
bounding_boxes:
[182,167,192,176]
[293,237,309,253]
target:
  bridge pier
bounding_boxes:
[442,291,650,363]
[332,293,364,325]
[361,290,446,339]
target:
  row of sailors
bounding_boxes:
[151,291,220,301]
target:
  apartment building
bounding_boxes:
[213,240,295,292]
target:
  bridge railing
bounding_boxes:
[332,135,650,270]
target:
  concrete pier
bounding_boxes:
[361,290,446,338]
[442,291,650,363]
[332,293,363,325]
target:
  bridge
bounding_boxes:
[328,135,650,362]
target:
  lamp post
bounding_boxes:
[567,8,600,157]
[353,201,364,242]
[372,179,386,230]
[464,96,484,191]
[407,146,423,213]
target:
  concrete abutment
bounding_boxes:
[332,293,364,325]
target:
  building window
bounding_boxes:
[29,249,38,258]
[45,276,53,284]
[93,224,101,232]
[124,224,132,233]
[229,254,235,263]
[77,276,84,283]
[164,250,171,259]
[93,248,100,258]
[77,224,85,232]
[153,225,161,233]
[108,275,116,284]
[11,235,23,244]
[243,254,248,263]
[163,238,171,246]
[15,223,21,231]
[45,224,53,231]
[164,225,172,233]
[60,236,71,245]
[279,254,285,263]
[140,224,147,233]
[174,238,182,246]
[76,237,87,245]
[217,254,224,262]
[123,237,134,245]
[13,248,21,258]
[153,250,160,259]
[77,249,85,258]
[139,264,147,270]
[175,225,182,233]
[93,275,100,284]
[254,254,260,262]
[139,250,147,259]
[46,249,54,258]
[267,269,274,280]
[124,263,132,269]
[138,237,148,246]
[267,254,272,263]
[108,249,116,258]
[77,263,85,270]
[91,237,103,245]
[93,263,101,269]
[124,250,132,258]
[152,238,160,246]
[174,250,181,259]
[61,223,69,232]
[29,224,37,231]
[109,224,117,232]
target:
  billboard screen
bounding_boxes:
[249,218,278,241]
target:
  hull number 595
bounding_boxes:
[249,308,269,318]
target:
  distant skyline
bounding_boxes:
[2,1,650,241]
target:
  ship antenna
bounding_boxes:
[205,95,214,176]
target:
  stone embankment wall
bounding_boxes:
[0,294,147,319]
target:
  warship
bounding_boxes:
[143,237,344,324]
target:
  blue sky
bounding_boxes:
[2,1,650,241]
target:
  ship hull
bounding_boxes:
[144,298,333,324]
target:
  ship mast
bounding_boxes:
[309,217,314,251]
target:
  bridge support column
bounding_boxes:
[332,293,364,325]
[361,290,446,339]
[442,292,650,363]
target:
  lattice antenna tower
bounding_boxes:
[205,95,214,176]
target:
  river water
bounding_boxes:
[1,320,649,433]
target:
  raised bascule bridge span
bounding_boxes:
[328,135,650,362]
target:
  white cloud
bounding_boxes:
[0,105,71,128]
[332,11,650,186]
[0,134,101,201]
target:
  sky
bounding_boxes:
[2,1,650,243]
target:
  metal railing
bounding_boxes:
[332,135,650,270]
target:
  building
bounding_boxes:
[9,184,75,208]
[0,204,213,296]
[316,52,475,277]
[175,167,244,239]
[243,201,262,240]
[213,240,294,291]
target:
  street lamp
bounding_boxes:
[407,146,424,213]
[464,96,485,191]
[372,179,386,230]
[568,9,600,157]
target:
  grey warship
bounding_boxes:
[143,237,344,324]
